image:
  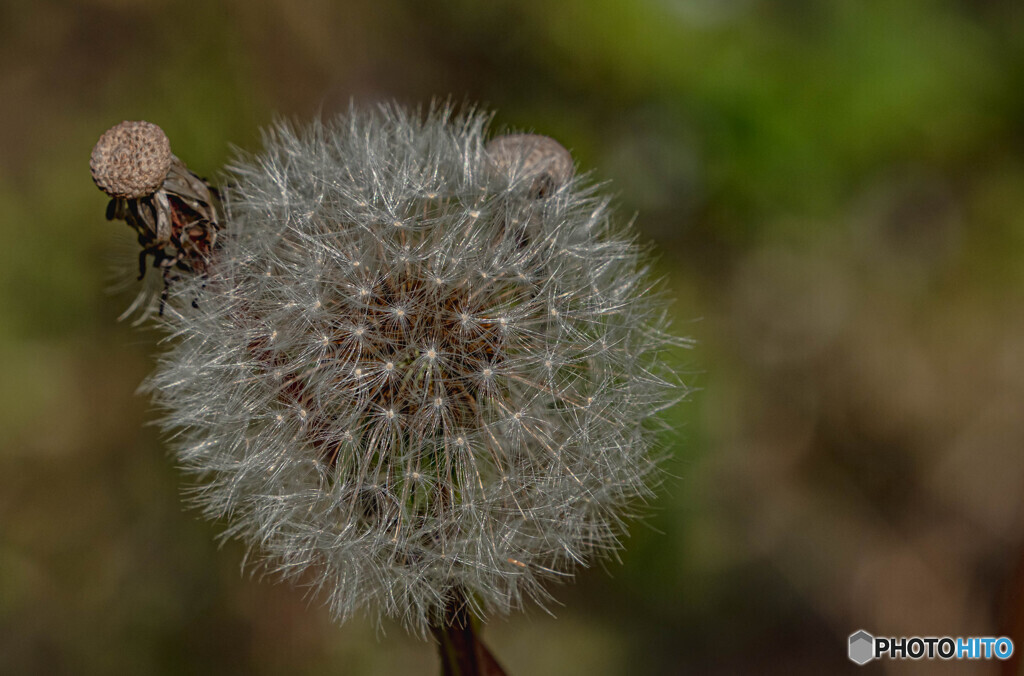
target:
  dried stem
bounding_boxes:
[431,591,508,676]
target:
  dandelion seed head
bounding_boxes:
[144,104,684,634]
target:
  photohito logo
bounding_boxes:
[849,631,874,665]
[848,630,1014,665]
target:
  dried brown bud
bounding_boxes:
[90,121,173,199]
[486,133,574,197]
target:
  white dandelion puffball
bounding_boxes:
[146,105,682,633]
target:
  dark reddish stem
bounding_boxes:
[430,592,508,676]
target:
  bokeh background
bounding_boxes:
[2,1,1023,674]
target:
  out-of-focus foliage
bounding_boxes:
[1,0,1022,674]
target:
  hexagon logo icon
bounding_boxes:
[849,630,875,665]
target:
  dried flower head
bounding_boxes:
[486,133,574,198]
[145,105,681,633]
[91,120,173,199]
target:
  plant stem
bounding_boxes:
[430,592,508,676]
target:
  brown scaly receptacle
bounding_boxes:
[485,133,574,199]
[91,120,221,314]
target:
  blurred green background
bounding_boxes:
[2,1,1024,674]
